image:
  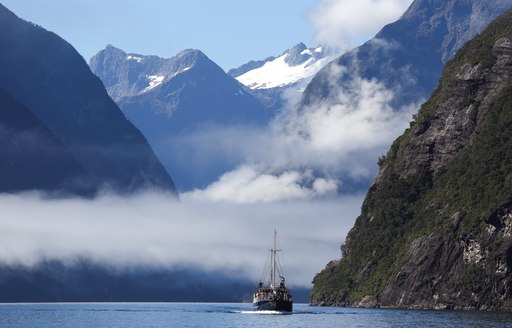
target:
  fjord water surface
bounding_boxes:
[1,303,511,327]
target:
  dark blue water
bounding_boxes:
[1,303,511,328]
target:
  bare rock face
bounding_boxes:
[391,35,512,181]
[311,10,512,311]
[379,202,512,310]
[358,295,379,308]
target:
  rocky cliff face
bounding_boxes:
[311,10,512,311]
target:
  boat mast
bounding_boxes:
[270,230,277,288]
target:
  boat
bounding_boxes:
[252,231,293,312]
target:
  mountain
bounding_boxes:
[229,43,331,109]
[0,89,96,195]
[0,4,176,194]
[90,46,272,190]
[0,260,252,303]
[230,42,327,90]
[311,9,512,311]
[0,259,311,303]
[91,45,271,133]
[301,0,512,111]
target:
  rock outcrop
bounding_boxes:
[311,9,512,311]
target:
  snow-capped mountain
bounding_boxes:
[90,46,272,190]
[230,43,328,90]
[228,43,332,109]
[91,45,270,128]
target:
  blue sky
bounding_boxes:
[1,0,412,70]
[2,0,317,70]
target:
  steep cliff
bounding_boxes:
[311,10,512,311]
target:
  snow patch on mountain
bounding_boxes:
[234,45,331,90]
[301,47,323,56]
[144,75,165,92]
[126,55,142,63]
[176,66,192,75]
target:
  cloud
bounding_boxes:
[289,73,410,154]
[186,60,418,203]
[308,0,413,50]
[130,1,418,204]
[0,191,363,287]
[188,166,338,203]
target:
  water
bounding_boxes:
[1,303,511,328]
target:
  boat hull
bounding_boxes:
[253,300,293,312]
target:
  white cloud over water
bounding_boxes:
[188,166,337,203]
[0,191,363,287]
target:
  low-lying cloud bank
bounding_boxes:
[0,191,363,287]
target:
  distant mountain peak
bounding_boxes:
[104,43,122,51]
[90,46,224,103]
[175,48,206,59]
[90,46,271,191]
[284,42,311,66]
[230,42,331,90]
[173,48,214,70]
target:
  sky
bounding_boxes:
[2,0,317,70]
[1,0,413,70]
[0,0,416,288]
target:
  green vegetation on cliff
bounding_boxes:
[312,10,512,310]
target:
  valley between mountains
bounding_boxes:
[1,0,512,309]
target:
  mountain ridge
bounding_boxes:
[229,42,331,110]
[0,4,177,195]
